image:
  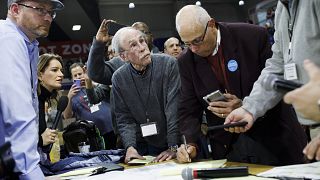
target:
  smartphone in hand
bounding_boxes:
[203,90,226,104]
[73,79,81,88]
[108,22,127,36]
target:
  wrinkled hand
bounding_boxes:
[125,146,145,164]
[176,144,197,163]
[207,93,242,118]
[153,149,176,162]
[224,107,254,133]
[67,84,80,100]
[284,59,320,122]
[96,19,114,43]
[303,134,320,161]
[41,128,58,146]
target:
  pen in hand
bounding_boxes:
[182,135,191,162]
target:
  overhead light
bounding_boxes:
[195,1,201,6]
[72,25,81,31]
[129,2,135,8]
[239,0,244,6]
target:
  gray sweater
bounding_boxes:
[111,54,180,149]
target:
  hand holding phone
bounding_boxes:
[203,90,226,104]
[207,121,248,131]
[73,79,81,88]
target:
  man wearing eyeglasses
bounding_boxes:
[0,0,63,179]
[175,5,307,165]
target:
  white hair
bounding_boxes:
[112,27,146,53]
[176,5,211,33]
[112,27,134,53]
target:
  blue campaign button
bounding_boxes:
[227,59,238,72]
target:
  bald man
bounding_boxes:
[175,5,307,165]
[164,37,182,58]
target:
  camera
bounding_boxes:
[108,22,127,36]
[203,90,226,104]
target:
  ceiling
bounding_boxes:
[0,0,268,44]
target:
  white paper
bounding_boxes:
[258,161,320,179]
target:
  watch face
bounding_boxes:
[169,145,178,152]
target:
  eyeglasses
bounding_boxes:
[17,3,56,19]
[184,21,209,46]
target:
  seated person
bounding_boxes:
[63,63,116,150]
[110,27,180,164]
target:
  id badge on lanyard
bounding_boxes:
[140,122,158,137]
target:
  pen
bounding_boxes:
[182,135,191,162]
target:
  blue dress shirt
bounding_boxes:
[0,18,44,179]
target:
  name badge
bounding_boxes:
[90,104,100,113]
[284,63,298,80]
[140,122,158,137]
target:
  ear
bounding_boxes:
[38,72,43,81]
[9,4,20,17]
[119,52,129,62]
[208,18,216,28]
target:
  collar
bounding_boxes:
[130,63,148,75]
[212,27,221,56]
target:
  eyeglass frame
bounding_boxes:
[184,21,209,47]
[17,3,56,19]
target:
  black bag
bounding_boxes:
[63,120,105,154]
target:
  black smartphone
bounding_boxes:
[108,22,127,36]
[207,121,248,131]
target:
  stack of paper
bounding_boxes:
[258,161,320,179]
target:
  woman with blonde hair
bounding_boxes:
[37,53,64,152]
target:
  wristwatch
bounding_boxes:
[169,145,179,152]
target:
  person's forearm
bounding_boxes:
[63,101,73,119]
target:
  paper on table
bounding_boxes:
[58,166,98,178]
[128,155,155,165]
[159,159,227,176]
[215,175,276,180]
[258,161,320,179]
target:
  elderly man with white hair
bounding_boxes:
[110,27,180,164]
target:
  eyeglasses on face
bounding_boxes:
[17,3,56,19]
[184,21,209,47]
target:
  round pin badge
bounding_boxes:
[227,59,238,72]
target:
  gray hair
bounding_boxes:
[112,27,144,53]
[176,5,211,33]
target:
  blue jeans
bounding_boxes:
[41,149,124,175]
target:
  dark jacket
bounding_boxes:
[178,22,307,165]
[38,84,53,148]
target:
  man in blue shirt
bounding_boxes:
[0,0,63,179]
